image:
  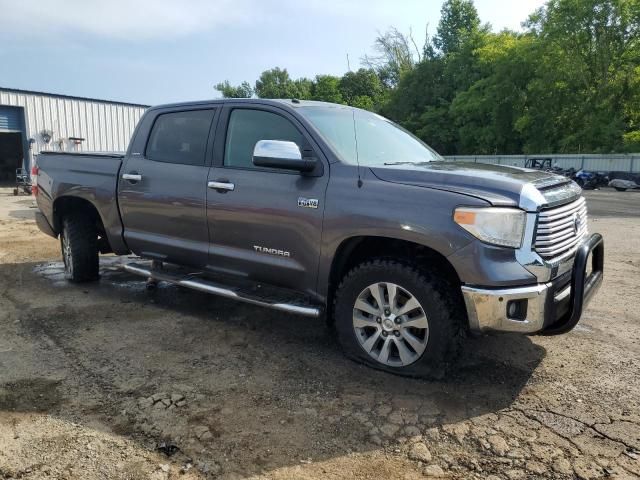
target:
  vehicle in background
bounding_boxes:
[572,170,609,190]
[525,158,574,179]
[608,171,640,191]
[525,158,554,171]
[32,99,604,377]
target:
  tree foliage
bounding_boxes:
[385,0,639,154]
[215,67,385,111]
[215,0,639,154]
[517,0,640,152]
[433,0,482,55]
[311,75,343,103]
[362,27,422,87]
[254,67,301,99]
[214,80,253,98]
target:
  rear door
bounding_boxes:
[205,104,329,296]
[118,107,218,268]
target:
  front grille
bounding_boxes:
[534,197,588,261]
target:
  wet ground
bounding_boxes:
[0,187,639,479]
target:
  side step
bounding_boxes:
[121,263,321,318]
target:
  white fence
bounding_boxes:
[444,154,640,172]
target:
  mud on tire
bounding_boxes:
[332,259,465,378]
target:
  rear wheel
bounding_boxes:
[60,213,99,282]
[333,260,464,378]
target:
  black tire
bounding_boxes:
[13,188,18,196]
[614,187,627,192]
[333,260,465,378]
[60,213,99,282]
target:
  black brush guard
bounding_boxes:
[543,233,604,335]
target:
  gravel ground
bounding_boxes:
[0,187,638,480]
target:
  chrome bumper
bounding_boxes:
[461,282,562,334]
[462,233,604,335]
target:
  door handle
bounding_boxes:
[122,173,142,182]
[208,181,235,191]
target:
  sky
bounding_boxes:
[0,0,545,106]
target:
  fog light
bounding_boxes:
[507,299,527,320]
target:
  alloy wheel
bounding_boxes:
[62,233,73,278]
[352,282,429,367]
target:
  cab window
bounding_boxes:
[224,109,304,169]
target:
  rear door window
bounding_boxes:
[146,110,214,166]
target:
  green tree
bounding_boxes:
[449,32,534,154]
[383,0,487,153]
[624,64,640,151]
[293,77,314,100]
[363,27,422,87]
[215,0,640,155]
[339,68,384,109]
[382,56,457,153]
[214,80,253,98]
[311,75,344,103]
[519,0,640,152]
[433,0,482,55]
[254,67,301,99]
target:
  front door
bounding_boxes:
[118,108,217,268]
[205,105,329,296]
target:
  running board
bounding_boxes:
[121,263,321,318]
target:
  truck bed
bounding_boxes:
[34,150,127,254]
[36,151,124,202]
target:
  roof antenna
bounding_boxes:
[352,108,363,188]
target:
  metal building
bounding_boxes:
[0,87,148,181]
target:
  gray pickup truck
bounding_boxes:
[33,99,604,377]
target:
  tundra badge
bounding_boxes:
[254,246,291,257]
[298,197,319,209]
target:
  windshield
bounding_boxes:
[299,106,441,166]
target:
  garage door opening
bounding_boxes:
[0,132,24,182]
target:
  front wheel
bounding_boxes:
[333,260,464,378]
[614,187,627,192]
[60,214,99,282]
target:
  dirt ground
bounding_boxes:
[0,186,639,480]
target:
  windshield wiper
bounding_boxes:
[383,161,428,166]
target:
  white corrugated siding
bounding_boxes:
[0,88,147,169]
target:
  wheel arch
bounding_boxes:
[53,196,112,253]
[325,235,463,322]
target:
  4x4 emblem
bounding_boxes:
[298,197,319,209]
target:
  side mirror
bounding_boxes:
[252,140,316,172]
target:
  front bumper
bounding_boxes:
[462,233,604,335]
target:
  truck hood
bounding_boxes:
[370,161,576,208]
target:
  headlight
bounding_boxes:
[454,207,526,248]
